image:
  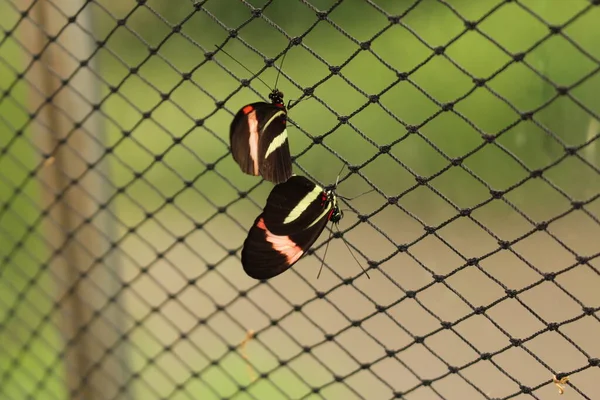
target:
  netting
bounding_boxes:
[1,0,599,399]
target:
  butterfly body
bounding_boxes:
[241,175,342,280]
[229,89,293,184]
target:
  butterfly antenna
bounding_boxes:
[317,228,334,279]
[214,45,273,92]
[338,188,376,201]
[273,48,289,91]
[336,225,371,279]
[334,163,346,189]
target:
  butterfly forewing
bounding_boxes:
[230,102,263,177]
[262,175,331,235]
[241,211,330,280]
[229,101,292,184]
[257,111,292,183]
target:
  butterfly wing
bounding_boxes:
[257,110,292,184]
[229,102,292,184]
[241,212,330,280]
[262,175,332,236]
[230,102,268,177]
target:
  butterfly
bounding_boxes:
[229,88,292,184]
[219,44,294,184]
[241,173,372,280]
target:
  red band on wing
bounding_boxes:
[257,218,303,266]
[246,110,259,174]
[243,105,254,114]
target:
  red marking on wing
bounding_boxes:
[257,218,303,266]
[242,105,254,114]
[247,110,259,174]
[327,209,334,220]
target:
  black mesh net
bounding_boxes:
[0,0,599,399]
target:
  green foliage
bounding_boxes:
[0,0,598,398]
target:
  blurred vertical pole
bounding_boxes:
[19,0,133,399]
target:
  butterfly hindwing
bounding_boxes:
[262,175,331,235]
[229,102,292,184]
[241,211,330,280]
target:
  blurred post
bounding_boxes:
[19,0,133,399]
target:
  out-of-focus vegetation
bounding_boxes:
[1,0,599,398]
[96,0,600,221]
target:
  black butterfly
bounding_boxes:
[217,44,294,184]
[229,88,292,184]
[241,174,372,280]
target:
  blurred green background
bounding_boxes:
[1,0,599,399]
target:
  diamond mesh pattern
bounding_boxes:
[0,0,599,399]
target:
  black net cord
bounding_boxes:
[0,1,599,400]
